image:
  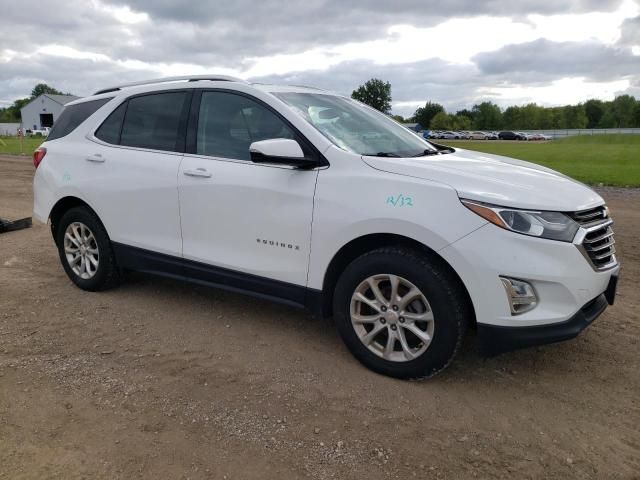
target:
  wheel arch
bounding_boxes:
[49,196,105,240]
[319,233,476,326]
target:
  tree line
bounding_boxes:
[0,84,73,123]
[2,79,639,130]
[352,78,640,131]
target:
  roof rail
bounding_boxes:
[286,84,327,91]
[93,75,246,95]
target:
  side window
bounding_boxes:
[120,92,188,152]
[47,98,112,141]
[95,102,126,144]
[196,92,294,160]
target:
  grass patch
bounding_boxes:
[0,136,45,155]
[444,135,640,187]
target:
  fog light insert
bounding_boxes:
[500,277,538,315]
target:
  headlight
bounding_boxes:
[461,199,579,242]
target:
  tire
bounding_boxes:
[333,247,468,380]
[55,206,121,291]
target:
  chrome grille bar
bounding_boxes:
[572,205,617,271]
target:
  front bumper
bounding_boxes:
[477,286,612,356]
[438,223,620,328]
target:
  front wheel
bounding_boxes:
[333,247,468,379]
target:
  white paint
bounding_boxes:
[34,81,619,331]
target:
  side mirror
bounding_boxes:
[249,139,319,169]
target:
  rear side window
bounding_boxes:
[47,98,111,141]
[120,92,188,152]
[95,102,126,144]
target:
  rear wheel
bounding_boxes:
[56,207,121,291]
[333,247,467,379]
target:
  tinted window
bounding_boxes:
[95,102,126,144]
[197,92,294,160]
[47,98,111,141]
[120,92,188,152]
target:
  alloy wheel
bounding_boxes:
[350,274,435,362]
[63,222,100,279]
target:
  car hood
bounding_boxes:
[361,147,603,211]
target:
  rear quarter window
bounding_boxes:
[95,102,127,144]
[47,98,112,141]
[119,92,188,152]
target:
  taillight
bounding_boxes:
[33,147,47,169]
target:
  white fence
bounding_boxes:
[518,128,640,139]
[0,123,20,136]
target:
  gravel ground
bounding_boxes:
[1,154,639,479]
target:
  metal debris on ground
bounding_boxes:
[0,217,32,234]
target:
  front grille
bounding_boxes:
[570,206,608,226]
[570,206,617,270]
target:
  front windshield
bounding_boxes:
[273,92,437,157]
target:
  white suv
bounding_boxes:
[33,75,619,379]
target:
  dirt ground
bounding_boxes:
[1,154,638,480]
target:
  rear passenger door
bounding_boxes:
[88,91,190,257]
[178,90,319,288]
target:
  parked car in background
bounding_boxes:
[468,131,490,140]
[28,127,50,137]
[33,75,619,380]
[486,131,499,140]
[498,131,526,140]
[528,132,553,141]
[439,131,461,139]
[517,132,533,141]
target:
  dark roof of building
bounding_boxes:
[45,94,80,105]
[21,93,81,111]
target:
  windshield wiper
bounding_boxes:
[412,149,440,157]
[369,152,401,157]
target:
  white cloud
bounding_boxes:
[243,0,638,77]
[91,0,149,24]
[35,45,111,62]
[1,0,639,112]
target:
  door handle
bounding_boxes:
[85,154,105,163]
[183,168,212,178]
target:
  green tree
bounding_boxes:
[472,102,502,130]
[611,95,636,127]
[503,106,523,129]
[633,102,640,127]
[31,83,64,98]
[455,108,474,123]
[412,101,444,129]
[391,114,406,123]
[430,111,453,130]
[452,115,472,131]
[549,107,566,129]
[584,99,606,128]
[563,105,588,129]
[351,78,392,114]
[537,108,554,129]
[6,97,31,121]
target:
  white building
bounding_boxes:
[20,94,80,131]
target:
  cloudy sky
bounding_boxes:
[1,0,639,116]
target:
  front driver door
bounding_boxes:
[178,90,319,299]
